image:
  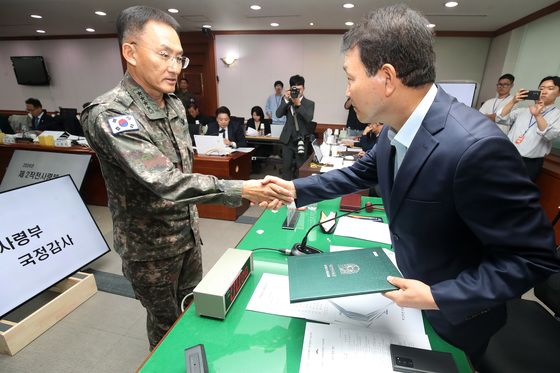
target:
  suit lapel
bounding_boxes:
[389,126,438,219]
[387,88,450,221]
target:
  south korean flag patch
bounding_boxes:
[107,115,139,135]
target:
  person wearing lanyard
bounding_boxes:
[479,74,515,134]
[265,80,287,124]
[497,76,560,181]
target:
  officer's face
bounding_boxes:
[217,113,230,129]
[132,21,183,96]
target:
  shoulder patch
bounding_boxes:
[107,115,139,135]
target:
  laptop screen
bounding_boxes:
[311,139,322,163]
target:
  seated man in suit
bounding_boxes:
[186,103,212,145]
[276,74,315,180]
[246,106,272,135]
[206,106,247,148]
[25,98,62,131]
[262,4,560,367]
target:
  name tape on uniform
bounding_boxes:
[108,115,139,135]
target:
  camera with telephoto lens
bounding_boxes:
[290,86,300,99]
[297,136,305,154]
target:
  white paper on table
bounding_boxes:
[345,147,362,153]
[334,216,392,244]
[299,322,431,373]
[234,147,255,153]
[246,273,425,336]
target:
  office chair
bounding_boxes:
[230,116,245,129]
[534,206,560,318]
[58,107,84,136]
[478,207,560,373]
[0,115,15,134]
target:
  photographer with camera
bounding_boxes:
[497,75,560,181]
[276,74,315,180]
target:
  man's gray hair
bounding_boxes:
[116,6,180,46]
[341,4,435,87]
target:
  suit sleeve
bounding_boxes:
[430,135,560,325]
[296,100,314,124]
[83,109,242,207]
[293,148,379,206]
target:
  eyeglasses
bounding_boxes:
[496,83,511,88]
[130,42,189,69]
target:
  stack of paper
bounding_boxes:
[334,216,392,244]
[246,245,433,372]
[299,323,430,373]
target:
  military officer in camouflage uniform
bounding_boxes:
[81,6,291,349]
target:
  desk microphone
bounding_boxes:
[290,202,376,256]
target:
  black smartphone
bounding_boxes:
[390,344,459,373]
[523,90,541,100]
[185,344,209,373]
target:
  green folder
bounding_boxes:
[287,248,401,303]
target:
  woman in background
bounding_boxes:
[246,106,271,136]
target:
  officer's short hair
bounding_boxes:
[117,6,180,46]
[216,106,231,118]
[274,80,284,88]
[499,74,515,84]
[25,98,42,108]
[341,4,435,87]
[188,103,198,110]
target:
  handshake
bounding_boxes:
[241,176,296,210]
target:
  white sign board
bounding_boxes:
[0,150,91,192]
[437,81,478,107]
[0,176,110,317]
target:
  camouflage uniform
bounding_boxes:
[81,73,242,348]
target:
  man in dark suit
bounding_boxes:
[206,106,247,148]
[262,4,560,367]
[276,75,315,180]
[25,98,62,131]
[186,103,212,145]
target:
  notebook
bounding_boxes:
[287,248,400,303]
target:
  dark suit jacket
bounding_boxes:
[206,120,247,147]
[276,97,315,145]
[186,114,212,145]
[357,132,378,152]
[246,118,272,135]
[33,111,63,131]
[293,88,560,356]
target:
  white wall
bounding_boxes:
[478,11,560,109]
[478,32,512,107]
[510,11,560,89]
[216,34,492,124]
[0,38,123,112]
[215,34,347,124]
[433,37,492,108]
